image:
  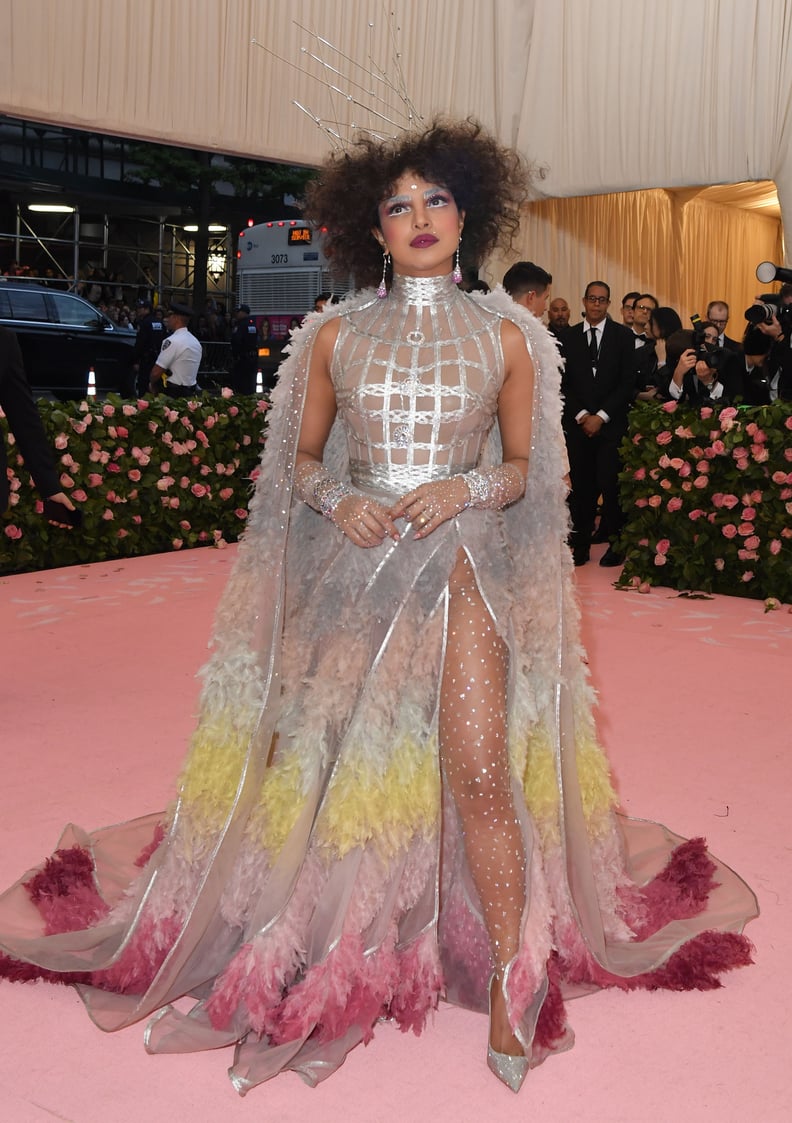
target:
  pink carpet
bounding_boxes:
[0,543,787,1122]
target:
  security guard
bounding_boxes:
[229,303,259,394]
[150,302,203,398]
[131,298,166,397]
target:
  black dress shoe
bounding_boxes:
[573,550,590,567]
[599,548,624,568]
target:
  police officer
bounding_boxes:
[131,298,166,397]
[229,303,259,394]
[149,302,203,398]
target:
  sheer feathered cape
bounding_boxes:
[0,286,757,1093]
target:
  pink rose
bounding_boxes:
[123,404,136,417]
[117,528,129,538]
[711,493,724,507]
[221,387,233,398]
[169,497,180,509]
[711,440,725,455]
[156,476,174,492]
[191,483,208,498]
[54,433,69,450]
[688,509,705,520]
[102,509,114,520]
[695,461,709,473]
[781,489,792,501]
[179,520,191,530]
[71,489,87,502]
[214,537,228,550]
[648,495,662,508]
[738,523,754,536]
[656,430,673,445]
[219,487,234,501]
[699,407,713,419]
[102,404,115,417]
[653,554,667,566]
[116,425,129,439]
[633,467,646,480]
[234,508,248,519]
[752,445,769,462]
[772,470,787,485]
[666,497,683,512]
[87,473,103,487]
[200,465,211,476]
[693,476,708,489]
[722,524,737,539]
[132,514,142,524]
[785,449,792,462]
[742,571,754,582]
[148,420,159,433]
[205,415,216,428]
[228,406,239,417]
[722,494,739,509]
[660,478,672,490]
[678,463,692,477]
[632,433,643,445]
[750,491,763,503]
[742,507,756,520]
[127,469,141,482]
[4,524,22,539]
[714,557,725,570]
[744,536,760,551]
[136,399,149,410]
[59,473,74,489]
[662,401,678,413]
[656,538,671,555]
[783,528,792,539]
[106,462,120,473]
[172,538,183,550]
[770,539,782,555]
[668,457,684,470]
[674,426,694,438]
[719,406,738,422]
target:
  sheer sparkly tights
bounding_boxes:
[439,551,526,1053]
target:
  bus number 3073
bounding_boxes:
[271,254,289,265]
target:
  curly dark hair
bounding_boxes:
[302,118,532,289]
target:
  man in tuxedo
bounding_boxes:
[559,281,636,567]
[0,326,75,521]
[706,301,742,352]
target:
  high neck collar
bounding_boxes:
[389,272,459,308]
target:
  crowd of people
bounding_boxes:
[501,261,792,568]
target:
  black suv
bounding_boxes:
[0,281,135,398]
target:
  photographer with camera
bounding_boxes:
[663,327,738,405]
[744,288,792,402]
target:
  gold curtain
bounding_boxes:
[488,185,783,333]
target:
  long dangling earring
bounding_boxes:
[377,251,391,299]
[452,239,462,285]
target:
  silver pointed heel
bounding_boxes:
[487,973,529,1092]
[487,1044,529,1093]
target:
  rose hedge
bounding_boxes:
[1,392,270,575]
[617,400,792,601]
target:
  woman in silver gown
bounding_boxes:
[0,120,756,1095]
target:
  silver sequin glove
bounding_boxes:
[295,462,399,547]
[462,463,525,509]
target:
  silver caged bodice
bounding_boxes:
[331,273,504,499]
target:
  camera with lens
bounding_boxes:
[744,294,792,331]
[690,313,727,371]
[744,262,792,332]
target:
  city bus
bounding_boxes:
[236,219,352,381]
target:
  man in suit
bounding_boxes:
[502,260,553,319]
[559,281,636,567]
[0,326,75,521]
[706,301,742,352]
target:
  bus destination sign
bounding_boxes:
[288,227,313,246]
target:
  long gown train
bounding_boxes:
[0,277,757,1093]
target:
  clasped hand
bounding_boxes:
[333,476,470,547]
